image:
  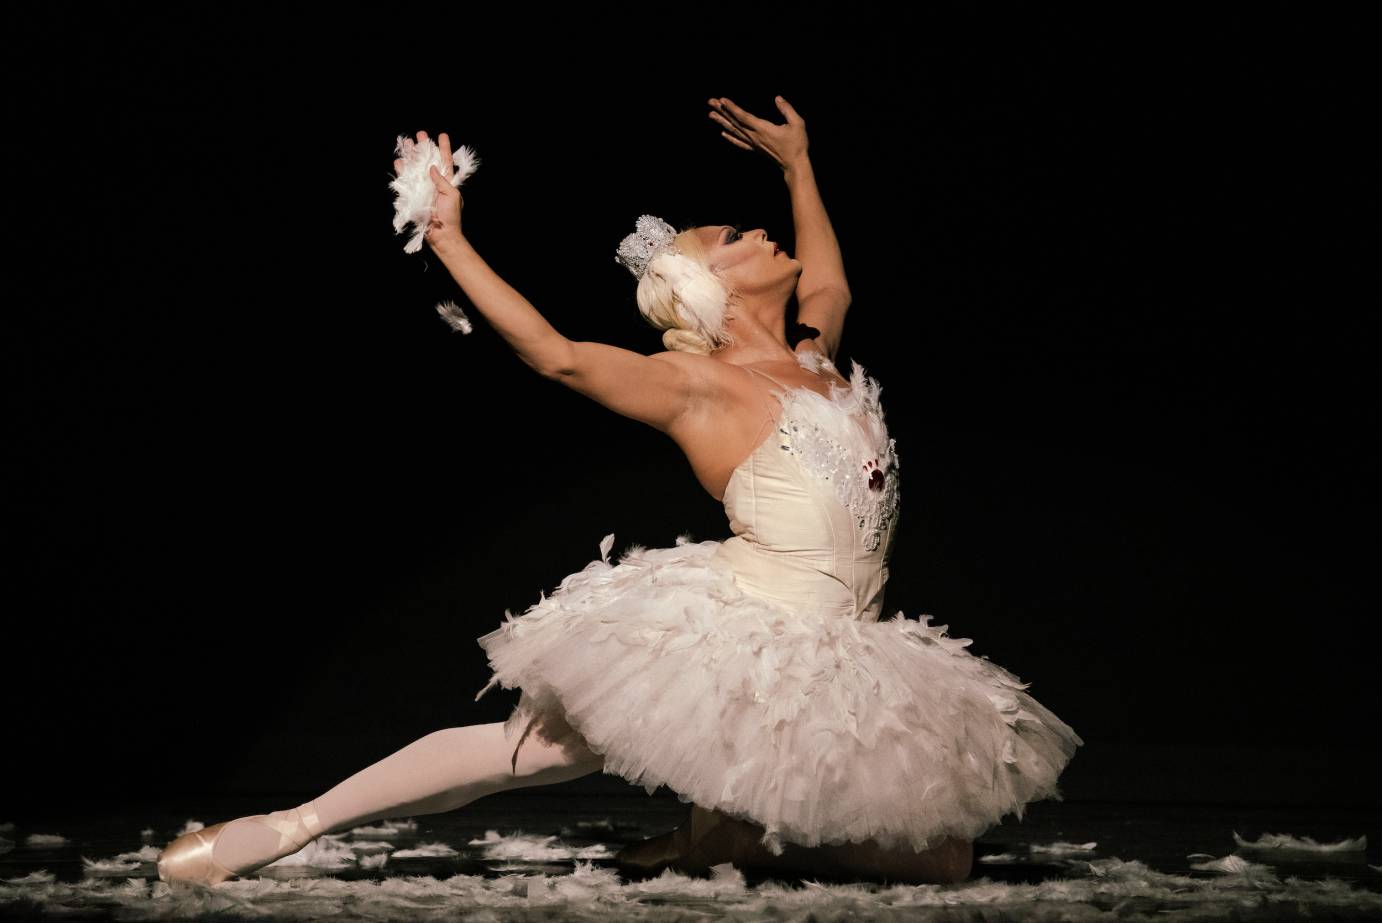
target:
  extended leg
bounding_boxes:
[202,711,603,874]
[312,714,603,834]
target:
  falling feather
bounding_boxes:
[435,299,473,333]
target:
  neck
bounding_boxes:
[711,297,798,367]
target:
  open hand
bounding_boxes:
[707,96,808,171]
[394,130,463,247]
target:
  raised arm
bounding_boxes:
[709,97,852,361]
[781,154,851,362]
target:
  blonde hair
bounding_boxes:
[633,227,738,356]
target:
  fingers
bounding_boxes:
[710,98,750,136]
[774,95,802,123]
[720,131,752,151]
[716,97,765,129]
[710,107,755,150]
[709,109,752,145]
[413,130,454,184]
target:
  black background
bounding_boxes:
[10,5,1376,818]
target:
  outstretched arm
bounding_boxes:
[709,97,852,361]
[425,236,691,431]
[430,232,697,431]
[405,133,700,433]
[401,130,572,378]
[428,234,572,378]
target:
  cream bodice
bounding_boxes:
[710,353,901,622]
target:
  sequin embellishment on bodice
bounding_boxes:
[761,353,901,551]
[714,352,901,622]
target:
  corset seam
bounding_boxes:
[746,438,758,538]
[840,525,851,619]
[723,360,896,621]
[821,484,851,618]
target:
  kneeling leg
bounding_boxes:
[817,834,974,884]
[648,805,973,885]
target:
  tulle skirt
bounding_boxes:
[475,533,1083,856]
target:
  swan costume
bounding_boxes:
[475,351,1084,856]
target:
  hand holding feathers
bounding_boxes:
[390,130,479,254]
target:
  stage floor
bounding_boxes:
[3,784,1380,921]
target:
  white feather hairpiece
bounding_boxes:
[390,133,480,255]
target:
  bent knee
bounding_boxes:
[888,836,972,885]
[509,712,604,778]
[938,837,973,883]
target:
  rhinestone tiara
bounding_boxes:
[615,214,680,280]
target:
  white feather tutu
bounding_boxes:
[475,532,1084,856]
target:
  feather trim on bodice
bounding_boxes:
[754,352,901,552]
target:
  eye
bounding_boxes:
[724,224,742,244]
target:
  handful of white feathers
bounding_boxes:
[390,133,480,334]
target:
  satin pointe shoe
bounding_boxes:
[157,803,325,886]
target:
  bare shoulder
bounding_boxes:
[649,352,768,498]
[647,350,739,413]
[649,351,759,456]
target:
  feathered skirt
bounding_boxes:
[474,532,1083,856]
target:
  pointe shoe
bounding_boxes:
[157,803,325,886]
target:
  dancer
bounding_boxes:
[158,96,1082,887]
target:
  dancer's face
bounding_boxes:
[695,225,800,296]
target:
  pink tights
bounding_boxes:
[209,714,605,874]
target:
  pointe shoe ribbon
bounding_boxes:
[158,804,326,885]
[257,803,325,856]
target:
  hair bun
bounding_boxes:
[632,226,736,356]
[662,327,713,356]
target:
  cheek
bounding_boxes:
[716,251,748,273]
[738,251,767,272]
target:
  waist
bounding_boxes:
[711,536,882,621]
